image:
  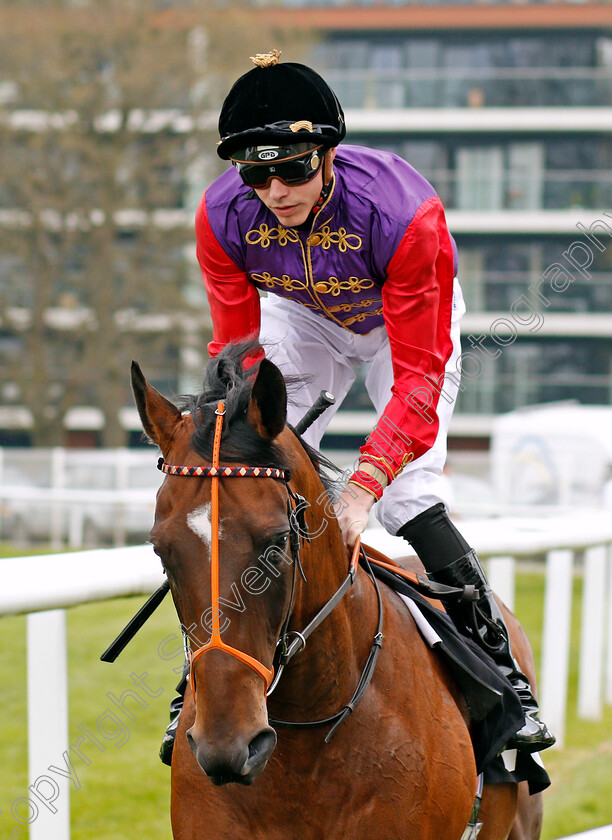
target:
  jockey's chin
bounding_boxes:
[254,171,324,227]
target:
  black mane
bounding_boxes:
[180,341,340,495]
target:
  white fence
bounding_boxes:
[372,512,612,748]
[0,446,160,548]
[2,513,612,839]
[2,545,161,840]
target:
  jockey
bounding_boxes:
[160,51,554,764]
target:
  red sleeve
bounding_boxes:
[353,197,455,489]
[196,194,263,362]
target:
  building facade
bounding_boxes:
[279,1,612,443]
[1,2,611,446]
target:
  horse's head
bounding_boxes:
[132,345,326,786]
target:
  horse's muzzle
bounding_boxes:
[186,726,277,786]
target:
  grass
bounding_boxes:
[1,544,177,840]
[1,546,611,839]
[512,569,612,840]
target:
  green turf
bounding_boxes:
[0,569,178,839]
[512,570,612,840]
[1,550,611,839]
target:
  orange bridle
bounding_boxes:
[187,402,278,692]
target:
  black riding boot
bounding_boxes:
[399,504,555,753]
[429,549,555,752]
[160,672,187,767]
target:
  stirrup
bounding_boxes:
[507,711,556,753]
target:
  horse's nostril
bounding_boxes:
[245,728,277,771]
[186,728,197,756]
[185,725,276,784]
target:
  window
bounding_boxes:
[456,146,504,211]
[455,143,544,211]
[370,44,404,108]
[507,144,544,210]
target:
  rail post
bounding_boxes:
[27,609,70,840]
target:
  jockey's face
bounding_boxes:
[254,149,335,227]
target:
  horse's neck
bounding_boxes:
[288,453,351,622]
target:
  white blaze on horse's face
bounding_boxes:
[187,503,222,549]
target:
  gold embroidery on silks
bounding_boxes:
[251,272,308,292]
[328,298,382,314]
[343,308,384,327]
[253,290,381,327]
[316,224,362,252]
[312,276,375,297]
[246,224,300,248]
[245,223,361,252]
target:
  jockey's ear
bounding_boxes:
[323,148,336,185]
[247,358,287,440]
[131,360,181,450]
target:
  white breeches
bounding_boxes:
[259,283,465,535]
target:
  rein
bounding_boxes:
[156,399,385,739]
[269,542,384,743]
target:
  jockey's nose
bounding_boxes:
[186,724,277,786]
[268,177,289,200]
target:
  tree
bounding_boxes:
[0,0,309,446]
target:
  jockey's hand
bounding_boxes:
[334,484,376,548]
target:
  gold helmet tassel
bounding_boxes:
[250,50,282,68]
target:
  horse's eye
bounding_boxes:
[150,542,168,572]
[274,533,289,550]
[262,532,290,560]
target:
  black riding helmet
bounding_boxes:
[217,50,346,161]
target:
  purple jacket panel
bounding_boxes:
[204,145,456,335]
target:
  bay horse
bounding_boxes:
[132,345,544,840]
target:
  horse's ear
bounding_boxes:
[131,361,181,450]
[247,358,287,440]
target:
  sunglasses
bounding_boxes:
[231,147,324,189]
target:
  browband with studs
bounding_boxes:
[157,458,289,482]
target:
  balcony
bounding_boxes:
[457,271,612,317]
[328,67,612,109]
[455,366,612,416]
[425,169,612,213]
